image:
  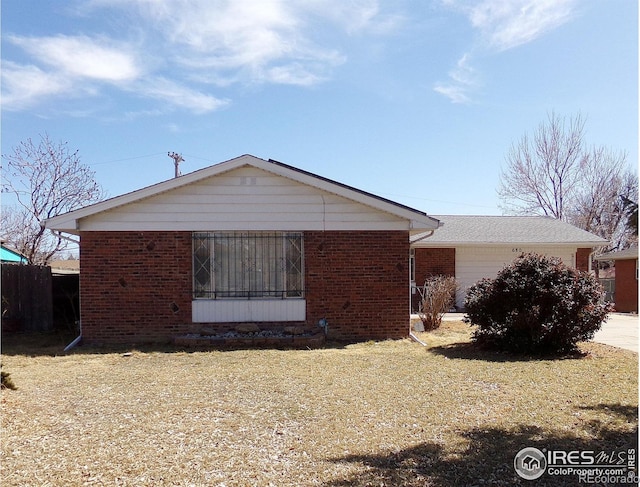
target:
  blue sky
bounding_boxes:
[2,0,637,215]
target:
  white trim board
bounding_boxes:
[192,299,306,323]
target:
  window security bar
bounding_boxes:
[193,232,304,299]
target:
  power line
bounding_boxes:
[91,153,166,166]
[89,151,498,210]
[374,191,498,210]
[182,154,220,164]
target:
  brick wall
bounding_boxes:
[80,231,193,344]
[576,247,591,272]
[80,230,410,344]
[304,231,409,341]
[614,259,638,313]
[412,247,455,311]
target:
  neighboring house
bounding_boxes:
[595,247,638,313]
[410,215,607,310]
[45,155,440,344]
[1,243,27,264]
[49,259,80,276]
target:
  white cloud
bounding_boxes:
[3,34,227,114]
[433,84,470,104]
[266,65,323,86]
[120,0,352,85]
[155,1,299,62]
[435,0,576,103]
[133,77,229,114]
[302,0,404,35]
[433,54,477,104]
[468,0,575,51]
[4,0,398,113]
[86,0,390,84]
[8,35,141,82]
[1,61,72,110]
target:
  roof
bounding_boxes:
[1,244,27,263]
[49,259,80,275]
[45,154,440,235]
[411,215,608,246]
[595,247,638,261]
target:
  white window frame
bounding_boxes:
[192,232,306,323]
[193,231,304,299]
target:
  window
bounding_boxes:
[193,232,304,299]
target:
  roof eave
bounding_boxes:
[411,240,608,247]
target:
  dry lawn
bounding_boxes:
[1,322,637,486]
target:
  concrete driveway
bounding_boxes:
[436,313,638,353]
[593,313,638,353]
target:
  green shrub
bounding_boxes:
[464,253,613,354]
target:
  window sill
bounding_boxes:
[192,299,306,323]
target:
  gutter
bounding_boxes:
[49,229,80,245]
[409,226,441,347]
[411,230,435,244]
[410,220,444,245]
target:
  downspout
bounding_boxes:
[63,291,82,351]
[49,229,83,351]
[408,223,442,346]
[64,323,82,352]
[588,245,607,274]
[409,330,428,347]
[64,269,82,352]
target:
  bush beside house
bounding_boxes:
[464,253,613,354]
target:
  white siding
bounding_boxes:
[192,299,306,323]
[80,166,408,231]
[455,246,576,308]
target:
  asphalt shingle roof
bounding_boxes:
[595,246,638,260]
[412,215,607,245]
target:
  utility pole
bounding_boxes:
[168,152,184,178]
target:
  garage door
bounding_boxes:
[455,246,576,309]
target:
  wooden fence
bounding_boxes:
[1,264,53,332]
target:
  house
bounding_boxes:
[1,243,27,264]
[410,215,607,310]
[45,155,440,344]
[595,247,638,313]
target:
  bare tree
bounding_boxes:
[498,112,637,250]
[1,134,105,264]
[570,147,638,250]
[498,112,586,219]
[621,195,638,235]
